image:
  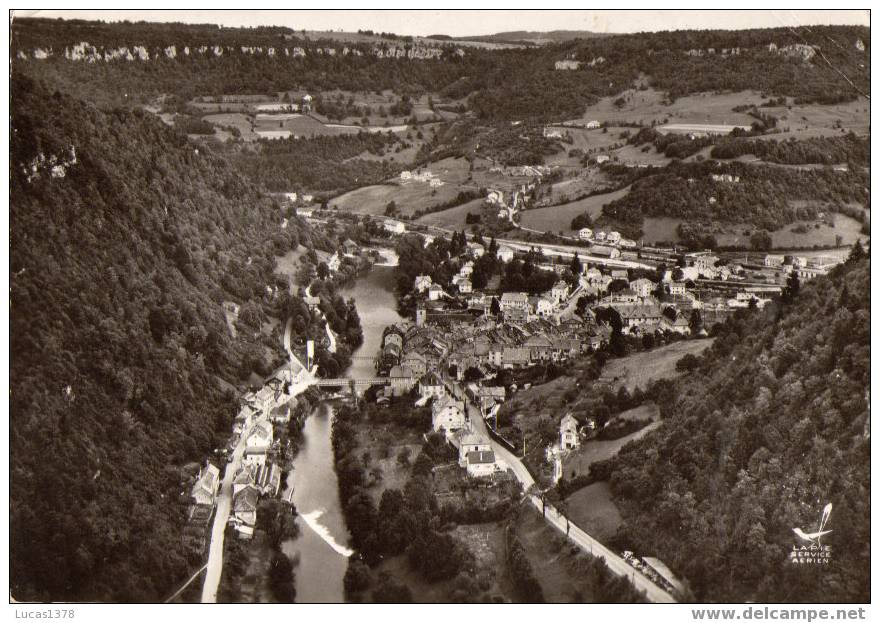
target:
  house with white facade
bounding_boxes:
[466,450,498,478]
[431,395,467,433]
[560,414,580,450]
[578,227,593,241]
[414,275,433,293]
[191,463,221,506]
[384,219,406,235]
[419,372,445,400]
[497,246,515,263]
[629,278,655,298]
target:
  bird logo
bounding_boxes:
[792,503,833,545]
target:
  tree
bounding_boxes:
[570,252,583,275]
[848,239,865,263]
[316,262,330,280]
[783,270,800,302]
[490,296,501,317]
[750,230,773,251]
[343,559,372,601]
[689,309,703,334]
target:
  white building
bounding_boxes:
[457,432,492,466]
[497,245,515,263]
[466,450,498,478]
[384,219,406,235]
[432,395,467,433]
[414,275,433,293]
[191,463,221,506]
[560,414,580,450]
[629,278,655,298]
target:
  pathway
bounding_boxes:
[447,380,676,603]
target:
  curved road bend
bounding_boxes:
[450,382,676,603]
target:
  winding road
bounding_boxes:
[448,381,676,603]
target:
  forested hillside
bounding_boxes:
[9,75,322,601]
[601,160,869,234]
[605,254,870,602]
[11,19,869,120]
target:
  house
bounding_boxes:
[388,365,416,396]
[584,267,603,283]
[401,351,427,378]
[578,227,593,241]
[384,219,406,235]
[432,395,467,433]
[342,239,359,255]
[500,292,529,313]
[502,347,531,368]
[459,261,474,277]
[232,485,260,536]
[232,464,257,496]
[457,432,492,466]
[686,252,718,273]
[531,296,555,318]
[764,254,785,268]
[595,154,610,164]
[668,283,686,296]
[610,289,639,303]
[613,304,663,333]
[467,242,485,258]
[419,371,445,400]
[327,252,341,272]
[607,231,621,244]
[496,245,515,263]
[560,414,580,450]
[610,269,628,280]
[524,334,553,361]
[586,120,601,129]
[191,463,221,506]
[243,422,273,466]
[551,281,569,303]
[458,279,473,294]
[629,278,655,298]
[428,284,445,301]
[661,314,691,335]
[414,275,433,293]
[247,421,273,450]
[590,245,620,259]
[304,295,321,310]
[466,450,498,478]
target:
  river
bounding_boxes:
[281,264,402,602]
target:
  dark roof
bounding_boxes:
[467,450,496,465]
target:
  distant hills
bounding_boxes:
[454,29,613,45]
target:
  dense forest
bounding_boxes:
[9,75,323,601]
[601,160,869,234]
[604,253,870,602]
[224,131,402,192]
[710,133,870,166]
[11,19,869,121]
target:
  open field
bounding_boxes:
[563,89,869,139]
[564,482,623,544]
[601,339,715,392]
[519,187,630,234]
[203,113,257,140]
[415,198,486,229]
[563,420,662,481]
[331,157,477,216]
[716,211,868,249]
